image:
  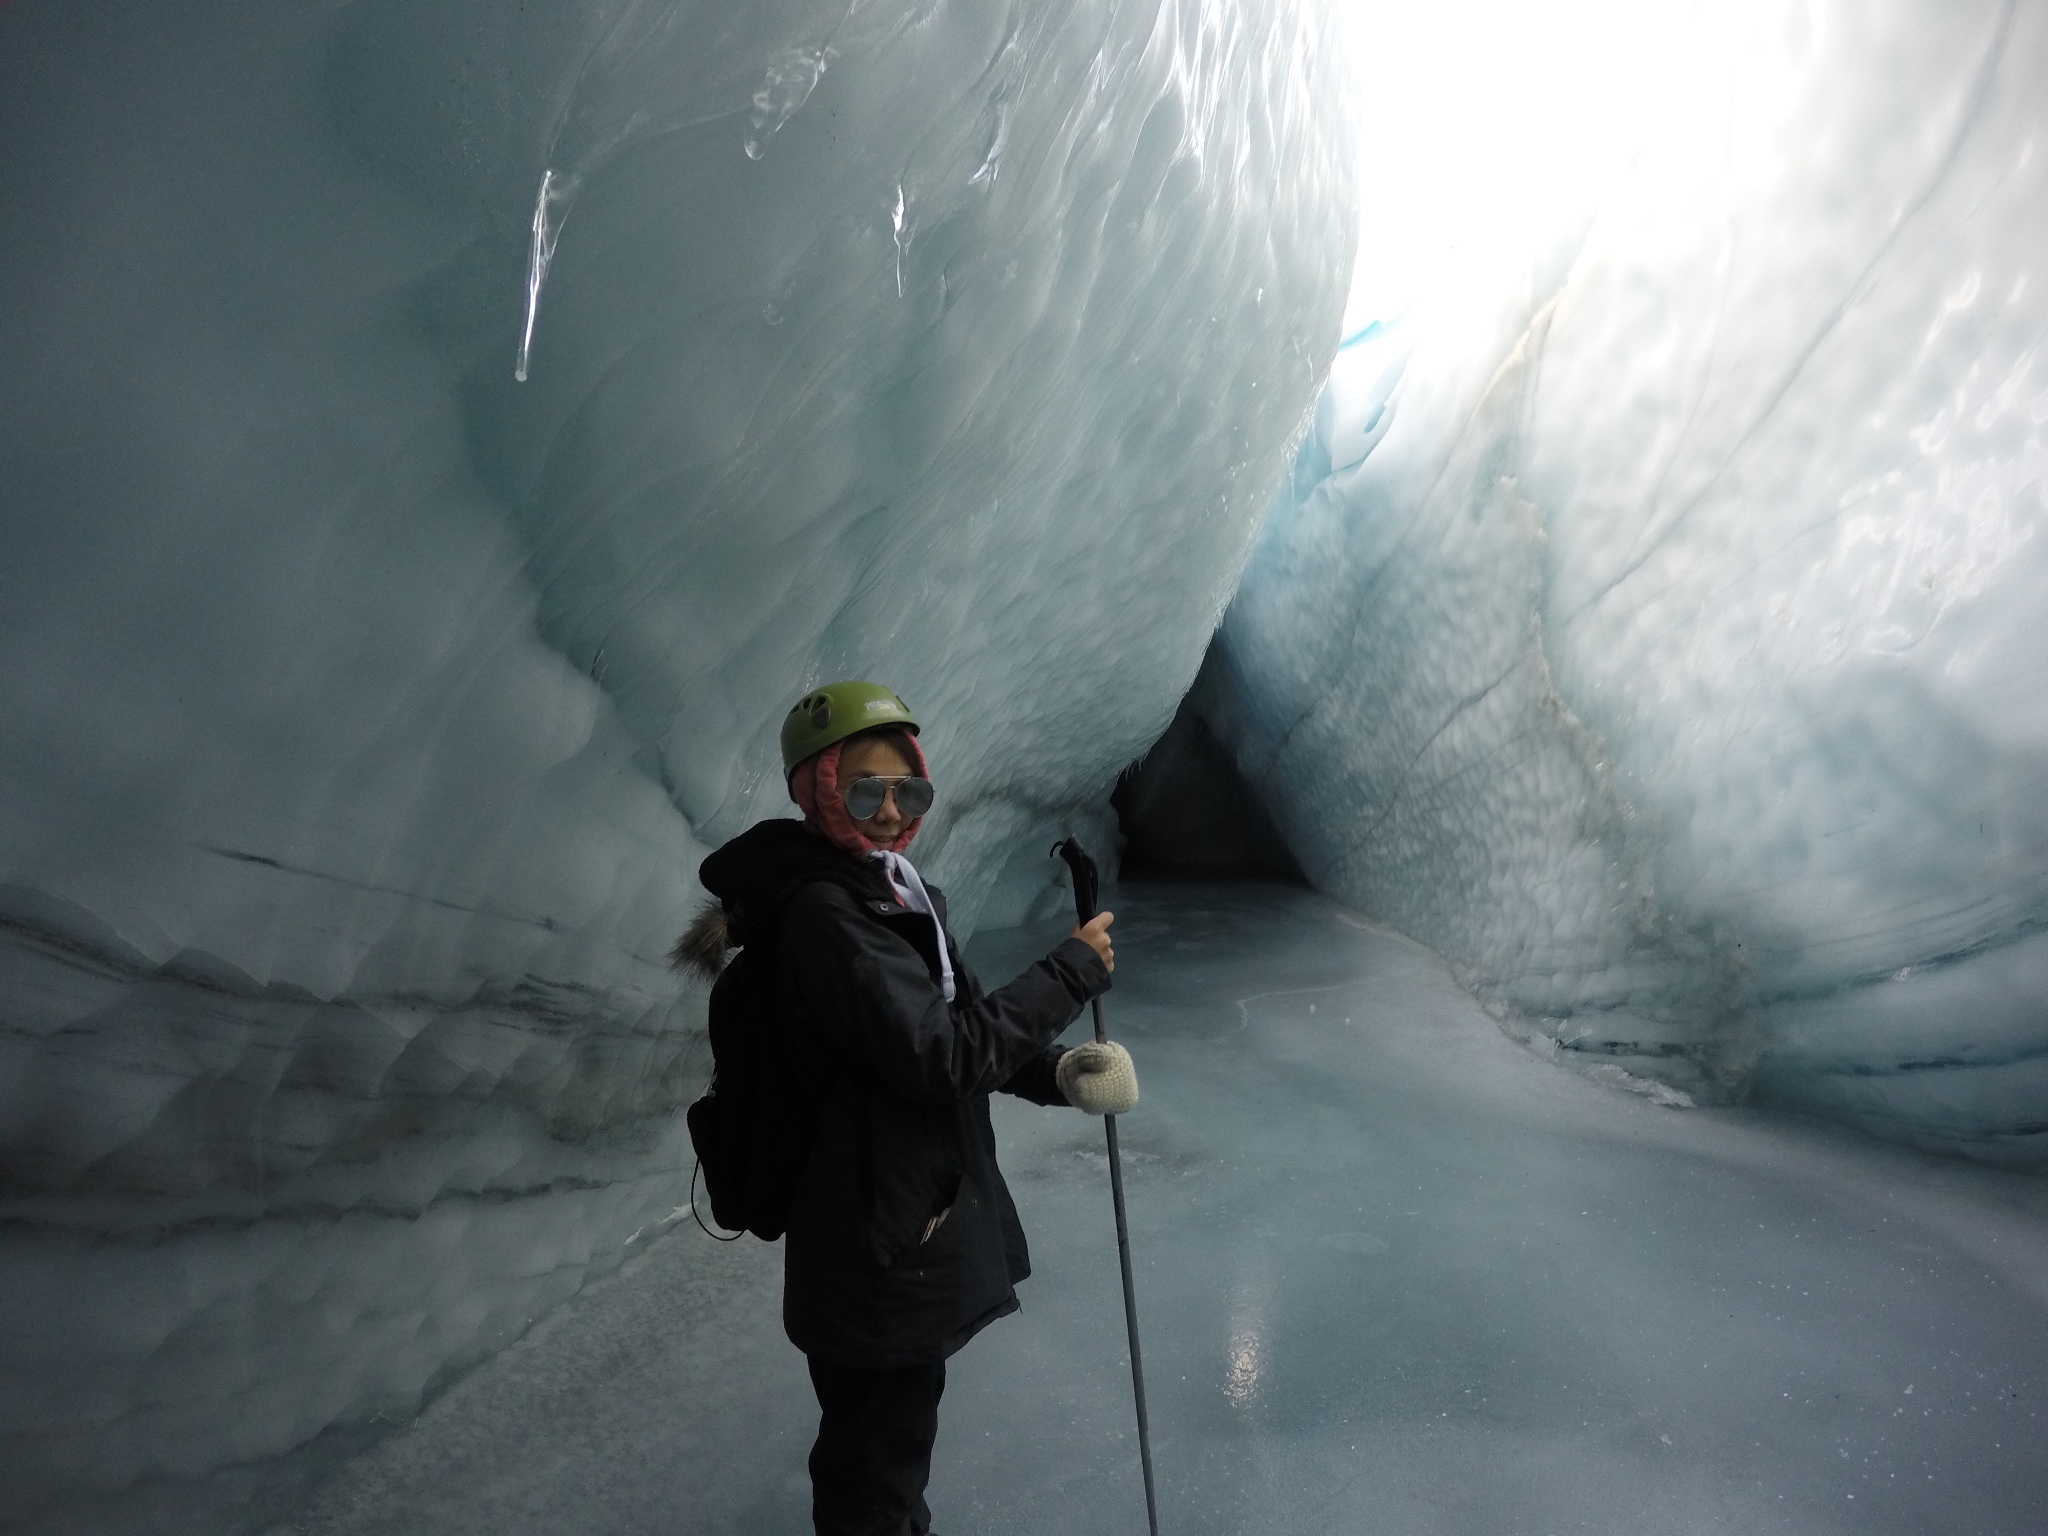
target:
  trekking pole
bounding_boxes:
[1052,837,1161,1536]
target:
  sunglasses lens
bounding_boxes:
[842,776,936,820]
[843,779,885,819]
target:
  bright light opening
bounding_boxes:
[1336,0,1810,336]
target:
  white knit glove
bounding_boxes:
[1057,1041,1139,1116]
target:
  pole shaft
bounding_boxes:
[1057,838,1161,1536]
[1102,1095,1160,1536]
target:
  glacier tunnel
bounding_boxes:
[1,1,2044,1532]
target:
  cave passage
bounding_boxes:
[278,887,2048,1536]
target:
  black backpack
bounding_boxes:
[680,883,836,1242]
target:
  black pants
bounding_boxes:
[806,1357,947,1536]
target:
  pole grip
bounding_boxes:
[1052,838,1108,1044]
[1052,836,1099,924]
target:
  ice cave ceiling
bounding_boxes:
[1,0,2044,1530]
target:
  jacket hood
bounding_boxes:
[696,818,875,941]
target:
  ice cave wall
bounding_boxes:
[0,2,1352,1529]
[1191,0,2048,1165]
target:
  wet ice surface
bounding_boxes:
[275,885,2048,1535]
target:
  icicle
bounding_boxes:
[745,45,834,161]
[969,103,1008,187]
[891,183,907,298]
[515,169,567,383]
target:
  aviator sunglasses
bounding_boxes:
[841,774,935,821]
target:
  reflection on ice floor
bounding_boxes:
[279,884,2048,1535]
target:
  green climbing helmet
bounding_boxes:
[779,680,920,775]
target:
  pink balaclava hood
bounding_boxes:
[789,732,930,857]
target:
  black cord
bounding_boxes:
[689,1159,745,1242]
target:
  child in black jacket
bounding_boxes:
[683,681,1135,1536]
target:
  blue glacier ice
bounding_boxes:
[0,2,1350,1529]
[1188,0,2048,1165]
[3,0,2047,1532]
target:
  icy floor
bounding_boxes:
[270,884,2048,1536]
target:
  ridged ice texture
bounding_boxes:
[0,2,1352,1529]
[1202,0,2048,1164]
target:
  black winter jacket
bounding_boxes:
[698,820,1111,1369]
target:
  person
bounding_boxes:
[678,680,1139,1536]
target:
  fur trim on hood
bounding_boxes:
[670,898,732,981]
[675,818,887,983]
